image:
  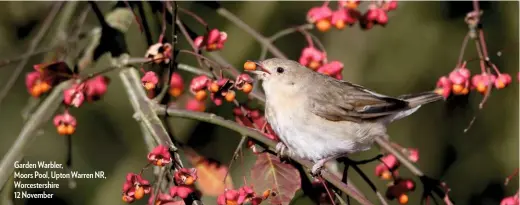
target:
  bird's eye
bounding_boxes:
[276,67,284,73]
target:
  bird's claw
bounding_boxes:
[275,142,288,157]
[310,163,324,177]
[310,158,331,177]
[275,142,292,163]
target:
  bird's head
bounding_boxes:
[246,58,312,95]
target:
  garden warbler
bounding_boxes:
[247,58,443,176]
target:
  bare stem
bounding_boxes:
[174,16,212,76]
[298,28,328,62]
[456,32,470,67]
[216,8,287,59]
[259,23,314,60]
[223,135,247,183]
[177,64,213,76]
[178,7,208,29]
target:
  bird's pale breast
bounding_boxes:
[265,91,385,162]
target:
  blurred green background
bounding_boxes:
[0,1,518,205]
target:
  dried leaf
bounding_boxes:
[251,153,301,205]
[35,61,73,83]
[185,148,234,196]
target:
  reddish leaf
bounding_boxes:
[184,148,234,196]
[250,153,301,205]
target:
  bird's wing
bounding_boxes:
[306,77,411,122]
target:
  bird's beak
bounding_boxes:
[245,60,271,77]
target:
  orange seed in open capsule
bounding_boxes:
[244,61,257,71]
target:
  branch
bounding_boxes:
[178,63,213,76]
[119,64,203,205]
[375,138,423,176]
[118,63,178,151]
[0,80,73,189]
[155,107,374,205]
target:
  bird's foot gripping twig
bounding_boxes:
[275,142,294,164]
[311,154,350,177]
[311,160,327,177]
[275,141,289,157]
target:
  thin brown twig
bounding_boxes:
[216,7,287,59]
[259,24,314,60]
[478,29,490,60]
[298,28,328,62]
[173,16,212,76]
[456,32,470,67]
[0,2,63,109]
[153,2,178,104]
[223,135,247,183]
[319,178,337,205]
[478,67,493,109]
[178,7,209,29]
[151,167,166,205]
[67,5,91,66]
[471,0,494,110]
[475,40,487,73]
[178,50,223,73]
[505,168,519,186]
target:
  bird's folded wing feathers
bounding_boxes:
[306,79,410,122]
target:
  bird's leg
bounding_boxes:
[311,154,346,177]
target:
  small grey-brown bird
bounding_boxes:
[247,58,443,176]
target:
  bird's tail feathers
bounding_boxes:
[399,91,444,108]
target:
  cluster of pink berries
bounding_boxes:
[298,46,344,80]
[194,28,228,52]
[434,62,515,99]
[141,41,184,100]
[374,148,419,204]
[140,27,250,113]
[306,0,397,32]
[501,193,519,205]
[122,145,198,204]
[140,70,185,98]
[184,73,254,112]
[25,62,110,136]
